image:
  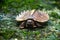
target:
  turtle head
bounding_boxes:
[27,20,33,25]
[26,19,35,28]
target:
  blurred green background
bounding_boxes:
[0,0,60,40]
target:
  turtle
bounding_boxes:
[16,9,49,29]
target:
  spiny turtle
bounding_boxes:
[16,9,49,29]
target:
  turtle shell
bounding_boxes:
[16,9,49,22]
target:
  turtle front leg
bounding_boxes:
[35,22,42,27]
[19,22,25,29]
[33,22,36,28]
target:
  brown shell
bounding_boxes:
[16,9,49,22]
[32,10,49,22]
